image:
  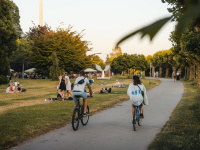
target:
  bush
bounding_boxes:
[0,75,9,85]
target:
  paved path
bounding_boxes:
[11,78,184,150]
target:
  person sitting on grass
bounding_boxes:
[6,85,13,93]
[73,70,93,116]
[114,80,121,87]
[17,84,21,92]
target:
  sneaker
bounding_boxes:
[83,113,89,117]
[140,113,144,118]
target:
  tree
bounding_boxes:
[27,25,89,77]
[11,39,31,78]
[10,1,22,38]
[86,54,104,69]
[109,46,122,62]
[111,53,147,77]
[179,28,200,85]
[0,0,17,84]
[49,52,63,80]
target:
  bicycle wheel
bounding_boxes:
[133,109,138,131]
[72,108,79,131]
[138,116,143,126]
[81,105,89,126]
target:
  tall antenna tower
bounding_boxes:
[39,0,43,26]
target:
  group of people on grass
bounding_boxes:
[6,80,26,93]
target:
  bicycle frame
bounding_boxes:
[133,105,141,131]
[136,106,140,121]
[72,96,89,131]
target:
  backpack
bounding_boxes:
[130,85,143,106]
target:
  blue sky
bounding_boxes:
[12,0,176,61]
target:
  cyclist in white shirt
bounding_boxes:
[73,70,92,116]
[127,75,148,119]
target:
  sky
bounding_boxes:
[12,0,176,61]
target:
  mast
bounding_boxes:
[39,0,43,26]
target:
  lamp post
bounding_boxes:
[150,62,152,77]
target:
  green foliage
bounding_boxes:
[181,28,200,59]
[0,75,9,84]
[116,0,200,45]
[86,54,104,69]
[0,0,17,82]
[152,50,174,67]
[27,25,89,75]
[10,1,22,38]
[49,52,62,80]
[10,39,32,72]
[111,53,148,74]
[116,17,171,46]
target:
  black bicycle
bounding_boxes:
[133,105,143,131]
[72,95,90,131]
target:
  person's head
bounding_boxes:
[133,75,142,85]
[62,72,65,78]
[80,70,85,77]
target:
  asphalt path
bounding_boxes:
[11,78,184,150]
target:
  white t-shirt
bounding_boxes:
[127,83,148,105]
[73,77,89,92]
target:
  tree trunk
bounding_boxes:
[159,66,162,77]
[187,67,190,80]
[197,65,200,87]
[189,65,195,81]
[152,66,155,77]
[22,61,24,79]
[143,71,145,77]
[166,67,169,78]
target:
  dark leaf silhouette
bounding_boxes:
[116,17,172,46]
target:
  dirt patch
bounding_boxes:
[0,100,46,114]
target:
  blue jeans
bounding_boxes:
[73,92,87,104]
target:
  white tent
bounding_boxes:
[84,68,97,72]
[10,69,14,72]
[24,68,36,73]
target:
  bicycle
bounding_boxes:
[132,105,143,131]
[72,95,90,131]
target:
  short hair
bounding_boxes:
[80,70,85,76]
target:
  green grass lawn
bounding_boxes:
[0,76,160,150]
[148,80,200,150]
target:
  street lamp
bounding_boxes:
[150,62,152,77]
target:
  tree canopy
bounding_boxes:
[111,53,147,75]
[0,0,17,83]
[27,25,90,76]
